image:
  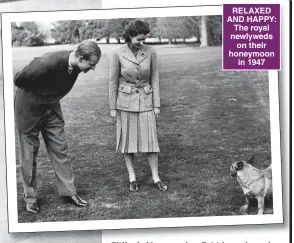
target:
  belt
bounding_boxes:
[120,81,148,89]
[133,83,147,88]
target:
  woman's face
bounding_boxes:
[130,34,146,50]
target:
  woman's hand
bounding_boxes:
[154,107,160,119]
[110,109,117,121]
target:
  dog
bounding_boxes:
[230,156,272,215]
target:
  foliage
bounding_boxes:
[143,17,158,37]
[207,15,222,46]
[79,20,105,41]
[11,22,45,47]
[185,16,201,40]
[98,18,132,43]
[12,16,222,46]
[156,16,197,43]
[51,20,85,44]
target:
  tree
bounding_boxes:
[11,22,45,46]
[187,15,222,47]
[98,18,134,43]
[156,17,195,44]
[143,17,158,38]
[77,20,105,41]
[186,16,201,41]
[200,16,208,48]
[73,28,80,43]
[100,19,121,43]
[51,20,85,44]
[207,15,222,46]
[48,16,222,46]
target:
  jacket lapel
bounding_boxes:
[137,45,149,63]
[122,44,139,65]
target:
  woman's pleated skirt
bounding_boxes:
[116,110,160,153]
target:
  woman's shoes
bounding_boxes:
[129,181,139,192]
[129,180,167,192]
[154,180,168,191]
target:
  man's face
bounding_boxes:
[78,55,100,73]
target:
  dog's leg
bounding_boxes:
[257,196,265,215]
[240,194,250,213]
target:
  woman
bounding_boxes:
[109,20,167,192]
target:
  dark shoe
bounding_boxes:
[129,181,139,192]
[154,181,167,191]
[69,195,88,207]
[26,202,40,214]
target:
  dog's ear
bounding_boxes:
[236,161,244,171]
[247,156,255,164]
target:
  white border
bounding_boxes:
[1,5,283,233]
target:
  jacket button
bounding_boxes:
[136,90,139,93]
[121,87,124,90]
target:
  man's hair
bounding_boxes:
[75,39,101,60]
[124,20,150,43]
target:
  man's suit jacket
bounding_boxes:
[14,50,80,133]
[109,44,160,112]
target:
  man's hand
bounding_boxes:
[110,109,117,121]
[154,107,160,119]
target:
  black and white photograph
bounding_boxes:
[1,5,283,232]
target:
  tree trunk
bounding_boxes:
[106,38,110,44]
[168,38,172,44]
[200,16,208,48]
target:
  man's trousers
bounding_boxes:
[17,109,77,203]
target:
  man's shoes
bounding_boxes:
[69,195,88,207]
[154,180,168,191]
[129,181,139,192]
[26,202,40,214]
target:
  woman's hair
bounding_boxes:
[75,39,101,60]
[124,20,150,43]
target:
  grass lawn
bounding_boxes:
[11,44,272,223]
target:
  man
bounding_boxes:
[14,39,101,214]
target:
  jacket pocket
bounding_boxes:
[143,85,153,108]
[116,85,132,108]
